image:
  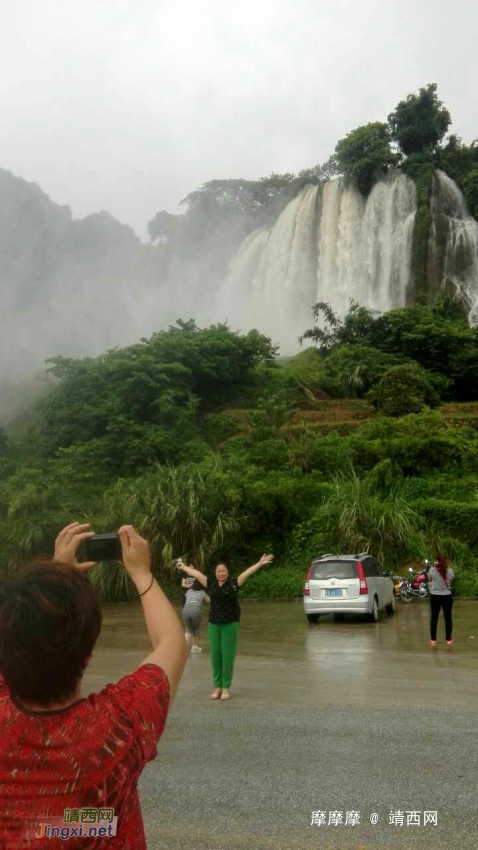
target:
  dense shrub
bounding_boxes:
[368,363,440,416]
[412,499,478,546]
[350,410,478,476]
[463,169,478,220]
[202,412,246,447]
[324,345,401,398]
[308,434,350,476]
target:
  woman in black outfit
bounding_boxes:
[177,555,273,700]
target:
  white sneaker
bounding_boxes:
[191,646,202,653]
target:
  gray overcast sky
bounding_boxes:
[0,0,476,238]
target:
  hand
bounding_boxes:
[54,522,97,571]
[175,559,184,571]
[119,525,151,585]
[259,554,274,567]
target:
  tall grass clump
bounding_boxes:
[91,463,242,600]
[328,469,425,563]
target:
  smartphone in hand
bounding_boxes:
[85,533,122,562]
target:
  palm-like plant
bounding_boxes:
[91,463,242,599]
[329,469,424,561]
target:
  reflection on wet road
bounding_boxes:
[84,600,478,849]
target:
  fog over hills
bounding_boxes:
[0,168,160,374]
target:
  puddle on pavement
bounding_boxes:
[88,598,478,681]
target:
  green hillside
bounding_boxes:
[2,299,478,600]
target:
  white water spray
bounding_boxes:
[432,170,478,321]
[226,172,417,350]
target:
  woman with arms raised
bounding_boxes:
[178,554,273,701]
[0,522,187,848]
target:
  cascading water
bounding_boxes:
[316,172,416,315]
[223,184,319,349]
[430,170,478,322]
[225,171,417,350]
[360,174,416,312]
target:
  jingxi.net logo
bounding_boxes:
[35,808,117,840]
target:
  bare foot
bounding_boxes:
[220,689,231,701]
[211,688,222,700]
[446,640,454,647]
[430,640,437,648]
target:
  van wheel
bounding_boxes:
[386,594,396,615]
[307,614,320,624]
[369,597,379,623]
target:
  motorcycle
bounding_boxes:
[399,562,431,603]
[392,575,407,597]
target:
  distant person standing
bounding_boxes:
[182,579,210,652]
[428,554,455,647]
[178,555,274,701]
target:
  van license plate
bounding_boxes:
[325,589,343,596]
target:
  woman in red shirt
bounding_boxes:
[0,522,187,848]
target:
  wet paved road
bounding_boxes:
[83,599,478,849]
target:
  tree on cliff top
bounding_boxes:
[334,122,399,196]
[388,83,451,156]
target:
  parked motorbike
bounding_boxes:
[392,575,407,597]
[399,562,431,603]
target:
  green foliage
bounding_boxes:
[298,156,339,184]
[324,345,401,398]
[307,434,349,476]
[327,470,425,563]
[349,410,478,477]
[250,395,292,438]
[401,156,435,295]
[300,301,377,350]
[334,122,399,196]
[0,427,8,456]
[301,299,478,402]
[33,322,276,472]
[177,173,314,249]
[283,517,337,569]
[246,439,290,471]
[4,296,478,599]
[413,499,478,547]
[435,136,478,202]
[279,348,344,399]
[88,463,243,599]
[240,563,305,598]
[368,363,440,416]
[369,303,478,401]
[147,209,182,244]
[463,169,478,219]
[202,413,246,448]
[388,84,451,155]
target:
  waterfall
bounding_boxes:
[224,185,319,348]
[225,171,417,351]
[316,173,416,315]
[432,170,478,321]
[252,184,319,306]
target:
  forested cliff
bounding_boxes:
[1,85,478,600]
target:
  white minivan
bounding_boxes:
[303,553,396,623]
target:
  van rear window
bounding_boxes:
[311,561,357,580]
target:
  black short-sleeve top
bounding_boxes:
[206,577,240,624]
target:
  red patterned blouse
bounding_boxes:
[0,663,170,848]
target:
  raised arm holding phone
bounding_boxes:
[0,521,187,849]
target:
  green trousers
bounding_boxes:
[208,622,240,689]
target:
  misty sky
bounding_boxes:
[0,0,476,238]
